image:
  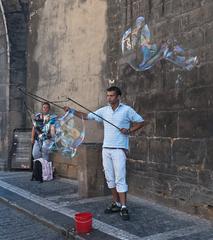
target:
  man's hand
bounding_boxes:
[120,128,130,135]
[63,106,70,112]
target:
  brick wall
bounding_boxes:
[107,0,213,218]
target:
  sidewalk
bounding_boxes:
[0,171,212,240]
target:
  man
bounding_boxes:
[31,102,56,162]
[66,86,144,220]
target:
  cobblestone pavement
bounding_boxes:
[0,171,213,240]
[0,201,65,240]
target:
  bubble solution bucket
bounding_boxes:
[75,212,93,234]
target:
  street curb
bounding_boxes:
[0,196,86,240]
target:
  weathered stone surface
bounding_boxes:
[76,143,109,198]
[179,110,213,138]
[156,111,178,137]
[149,138,171,164]
[184,86,213,109]
[206,139,213,170]
[129,136,148,161]
[199,170,213,190]
[107,0,213,219]
[1,0,213,219]
[171,184,193,202]
[172,139,206,166]
[0,85,6,99]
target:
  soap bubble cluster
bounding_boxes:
[50,110,85,158]
[121,16,198,71]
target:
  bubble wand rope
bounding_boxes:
[67,97,121,131]
[18,88,65,110]
[18,88,121,131]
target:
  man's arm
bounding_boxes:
[129,121,144,134]
[120,121,144,135]
[73,110,88,119]
[63,107,88,120]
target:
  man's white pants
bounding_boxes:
[102,148,128,193]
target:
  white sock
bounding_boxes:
[121,205,127,209]
[115,201,121,207]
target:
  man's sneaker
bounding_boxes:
[104,202,121,214]
[120,207,130,220]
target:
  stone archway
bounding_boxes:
[0,0,10,169]
[0,0,29,169]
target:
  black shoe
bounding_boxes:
[104,202,121,214]
[120,207,130,220]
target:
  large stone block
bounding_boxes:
[181,7,203,32]
[9,111,25,128]
[0,70,8,84]
[205,22,213,45]
[0,100,6,111]
[179,110,213,138]
[177,166,198,185]
[9,84,24,99]
[198,63,213,86]
[128,170,153,194]
[181,28,205,49]
[149,138,171,164]
[7,13,26,32]
[184,86,213,109]
[129,136,148,161]
[190,189,213,206]
[172,139,206,166]
[10,54,26,70]
[0,53,7,68]
[171,0,183,16]
[182,0,201,13]
[140,112,155,137]
[156,111,178,137]
[10,69,26,84]
[202,2,213,23]
[206,139,213,170]
[52,152,78,179]
[9,98,23,111]
[198,170,213,190]
[0,112,8,138]
[0,85,7,99]
[2,0,22,12]
[135,90,184,112]
[76,143,109,198]
[171,183,193,201]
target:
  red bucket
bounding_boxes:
[75,212,93,234]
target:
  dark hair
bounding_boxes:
[42,102,50,108]
[106,86,122,96]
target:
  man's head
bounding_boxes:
[41,102,50,114]
[106,86,122,106]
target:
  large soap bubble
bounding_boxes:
[50,110,85,158]
[121,16,198,71]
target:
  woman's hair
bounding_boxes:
[42,102,51,108]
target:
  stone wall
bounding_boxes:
[27,0,107,177]
[27,0,107,142]
[1,0,29,169]
[106,0,213,218]
[17,0,213,219]
[0,0,9,169]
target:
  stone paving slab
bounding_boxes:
[1,173,77,197]
[68,198,196,238]
[0,200,65,240]
[0,171,213,240]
